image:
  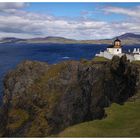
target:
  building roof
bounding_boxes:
[107,45,114,48]
[114,37,121,42]
[107,45,123,48]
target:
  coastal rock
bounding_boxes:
[0,56,138,137]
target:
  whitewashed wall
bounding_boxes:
[107,48,122,55]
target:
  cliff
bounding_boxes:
[0,55,138,137]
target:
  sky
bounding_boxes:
[0,2,140,40]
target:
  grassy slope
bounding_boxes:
[132,61,140,65]
[58,58,140,138]
[92,56,109,62]
[58,99,140,137]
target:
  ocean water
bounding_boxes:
[0,43,139,103]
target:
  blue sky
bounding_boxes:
[25,3,139,20]
[0,2,140,39]
[26,3,138,14]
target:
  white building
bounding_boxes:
[107,38,122,55]
[96,38,140,62]
[107,48,122,55]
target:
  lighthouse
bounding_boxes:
[95,37,140,61]
[107,38,122,55]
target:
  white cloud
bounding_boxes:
[0,2,27,13]
[0,2,26,9]
[104,6,140,18]
[0,9,110,39]
[0,3,139,40]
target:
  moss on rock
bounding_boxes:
[7,109,29,134]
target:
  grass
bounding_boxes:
[132,60,140,65]
[80,57,109,66]
[92,56,109,62]
[58,94,140,137]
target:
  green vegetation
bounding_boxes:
[20,62,67,137]
[42,62,67,81]
[58,92,140,137]
[80,56,109,66]
[7,109,29,131]
[25,111,49,137]
[29,62,67,105]
[80,58,91,65]
[132,60,140,65]
[92,56,109,62]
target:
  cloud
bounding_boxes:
[0,3,139,40]
[0,8,110,39]
[104,6,140,18]
[0,14,114,39]
[0,2,27,13]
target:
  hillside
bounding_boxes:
[0,55,139,137]
[118,33,140,39]
[26,36,76,44]
[59,93,140,137]
[0,33,140,45]
[59,60,140,137]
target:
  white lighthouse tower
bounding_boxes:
[107,38,122,55]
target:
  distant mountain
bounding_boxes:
[115,33,140,45]
[0,33,140,45]
[117,33,140,39]
[27,36,76,44]
[0,37,25,43]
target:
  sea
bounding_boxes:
[0,43,139,104]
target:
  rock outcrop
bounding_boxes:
[0,55,138,137]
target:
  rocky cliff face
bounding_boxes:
[0,55,138,137]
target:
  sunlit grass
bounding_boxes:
[58,95,140,137]
[92,56,109,62]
